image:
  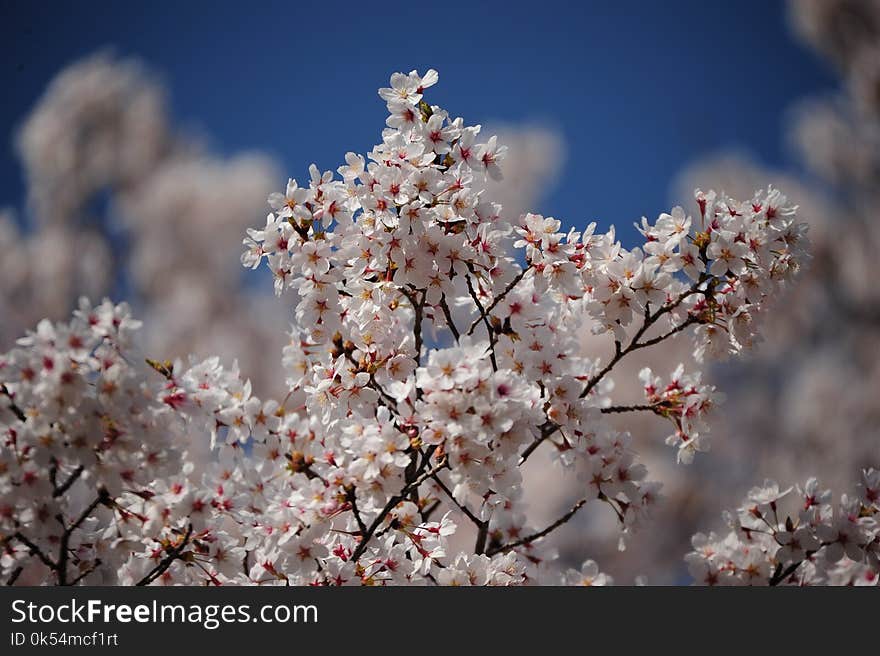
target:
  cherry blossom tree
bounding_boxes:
[561,0,880,583]
[2,67,874,586]
[1,54,563,404]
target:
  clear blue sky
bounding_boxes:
[1,0,836,244]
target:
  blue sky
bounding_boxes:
[1,0,836,244]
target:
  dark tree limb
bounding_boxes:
[136,524,194,586]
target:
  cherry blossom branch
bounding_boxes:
[70,559,102,586]
[439,294,461,342]
[0,384,26,422]
[350,451,448,563]
[769,560,804,586]
[430,473,483,528]
[345,486,369,537]
[415,470,491,554]
[518,280,712,465]
[598,491,626,522]
[57,489,109,585]
[487,497,589,556]
[0,68,816,587]
[51,464,84,498]
[578,339,622,401]
[11,532,56,571]
[600,404,660,414]
[11,488,109,585]
[521,299,705,465]
[344,350,399,411]
[135,523,194,586]
[632,315,700,350]
[5,566,23,586]
[465,265,530,336]
[464,266,498,371]
[474,521,490,555]
[519,421,558,466]
[521,325,698,466]
[419,499,442,523]
[767,544,830,586]
[580,279,706,400]
[400,287,427,366]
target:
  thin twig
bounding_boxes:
[487,497,589,556]
[466,266,530,336]
[12,532,56,570]
[579,279,705,401]
[519,302,695,462]
[0,384,26,422]
[400,287,426,366]
[430,473,483,527]
[632,315,699,350]
[600,404,659,415]
[439,294,461,342]
[346,487,368,536]
[57,490,108,585]
[70,559,102,586]
[136,524,194,586]
[769,560,803,586]
[420,499,442,523]
[52,465,85,498]
[579,339,622,400]
[350,453,447,563]
[519,421,558,466]
[464,267,498,371]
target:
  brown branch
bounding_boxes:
[400,287,426,366]
[519,420,558,466]
[579,279,706,401]
[598,491,625,523]
[439,294,461,342]
[518,288,705,463]
[430,473,483,528]
[52,465,85,498]
[12,532,56,571]
[57,490,109,585]
[350,453,447,563]
[423,470,489,554]
[466,266,530,336]
[474,521,489,555]
[464,266,497,371]
[420,499,442,523]
[600,404,659,415]
[487,497,589,556]
[345,487,368,537]
[579,339,622,400]
[6,566,23,586]
[0,384,26,422]
[70,559,102,586]
[343,351,399,412]
[631,315,699,350]
[136,524,194,586]
[768,544,829,586]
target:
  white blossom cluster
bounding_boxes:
[2,70,814,585]
[687,470,880,585]
[637,365,720,463]
[568,0,880,583]
[3,53,565,405]
[546,1,880,583]
[0,300,245,584]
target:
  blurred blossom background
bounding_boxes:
[1,0,876,582]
